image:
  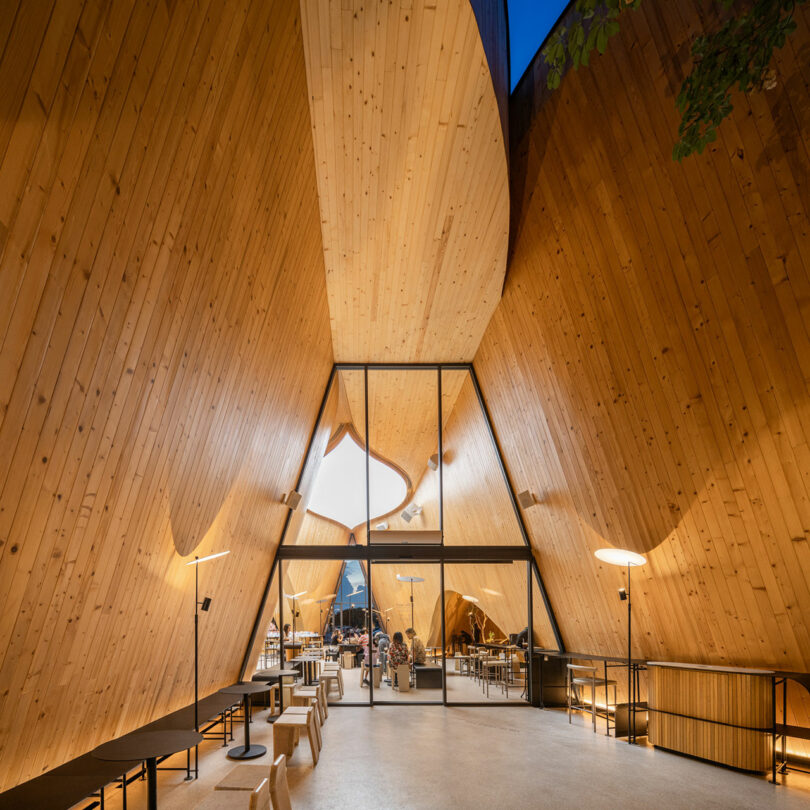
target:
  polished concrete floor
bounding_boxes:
[334,667,525,703]
[70,705,810,810]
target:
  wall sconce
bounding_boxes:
[517,490,537,509]
[282,491,302,510]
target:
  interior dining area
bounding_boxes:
[1,0,810,809]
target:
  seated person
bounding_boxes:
[282,623,292,642]
[405,627,427,665]
[515,626,529,648]
[388,632,410,687]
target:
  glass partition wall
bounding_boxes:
[254,364,562,708]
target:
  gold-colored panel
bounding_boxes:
[301,0,509,361]
[0,0,332,789]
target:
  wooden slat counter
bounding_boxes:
[647,662,774,772]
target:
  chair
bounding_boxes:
[567,664,617,734]
[273,707,319,765]
[195,777,270,809]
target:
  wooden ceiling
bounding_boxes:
[300,0,510,361]
[476,0,810,749]
[0,0,332,790]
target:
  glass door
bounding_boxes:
[444,561,530,704]
[370,561,443,704]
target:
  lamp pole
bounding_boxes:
[184,549,230,778]
[594,547,646,744]
[627,561,632,743]
[194,557,199,735]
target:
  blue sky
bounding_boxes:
[508,0,569,91]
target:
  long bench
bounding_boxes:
[0,689,241,810]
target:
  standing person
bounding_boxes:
[375,629,391,681]
[388,632,410,688]
[359,631,377,687]
[406,627,426,665]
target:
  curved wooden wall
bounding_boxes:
[0,0,332,789]
[476,0,810,746]
[300,0,509,362]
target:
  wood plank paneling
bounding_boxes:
[0,0,332,789]
[475,0,810,752]
[300,0,509,362]
[648,665,774,772]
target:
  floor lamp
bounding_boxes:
[316,594,336,636]
[594,547,647,744]
[285,590,307,649]
[185,549,230,773]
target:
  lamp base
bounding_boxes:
[227,744,267,760]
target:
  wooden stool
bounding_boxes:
[320,670,343,698]
[273,708,319,765]
[266,683,280,717]
[296,682,328,721]
[194,777,269,809]
[285,703,322,750]
[269,754,292,810]
[215,763,268,792]
[394,664,410,692]
[289,695,323,745]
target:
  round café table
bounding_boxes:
[92,729,202,810]
[220,682,270,759]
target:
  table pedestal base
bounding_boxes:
[227,744,267,760]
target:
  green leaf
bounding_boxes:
[596,25,609,54]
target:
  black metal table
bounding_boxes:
[92,729,202,810]
[219,682,270,759]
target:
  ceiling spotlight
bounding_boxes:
[618,587,627,601]
[400,503,422,522]
[428,453,439,470]
[461,594,479,603]
[482,588,502,597]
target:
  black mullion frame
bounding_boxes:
[242,361,561,705]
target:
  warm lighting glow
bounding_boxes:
[185,550,231,566]
[594,548,647,567]
[461,594,479,602]
[482,588,502,597]
[285,590,308,599]
[308,432,408,528]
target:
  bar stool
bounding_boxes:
[567,664,617,734]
